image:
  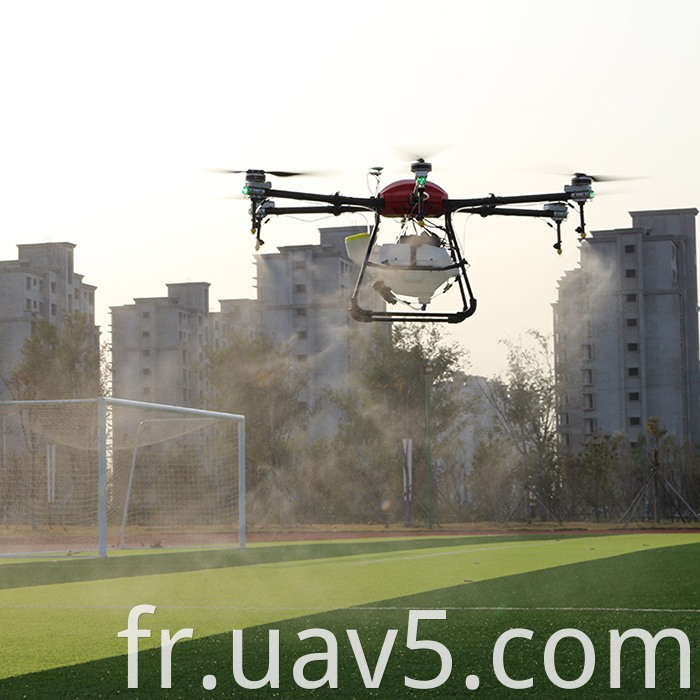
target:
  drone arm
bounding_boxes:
[454,206,562,219]
[255,205,379,217]
[444,191,577,211]
[245,187,381,246]
[258,187,381,211]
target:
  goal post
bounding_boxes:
[0,397,245,557]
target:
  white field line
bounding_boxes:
[2,604,699,614]
[347,540,562,565]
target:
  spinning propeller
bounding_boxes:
[211,168,339,179]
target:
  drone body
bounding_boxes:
[379,180,449,219]
[232,160,597,323]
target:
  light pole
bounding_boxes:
[424,361,434,529]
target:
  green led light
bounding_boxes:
[589,190,595,199]
[242,186,250,195]
[417,176,427,186]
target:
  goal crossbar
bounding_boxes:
[0,397,246,557]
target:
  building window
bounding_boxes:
[295,308,307,317]
[295,284,306,294]
[558,412,570,426]
[297,330,307,340]
[629,392,640,401]
[628,367,639,377]
[26,299,31,311]
[626,294,637,302]
[630,417,641,426]
[627,343,638,352]
[142,368,151,376]
[26,277,31,290]
[294,261,306,270]
[624,244,636,253]
[583,393,594,410]
[582,344,593,361]
[583,369,593,385]
[142,311,150,319]
[625,269,637,278]
[51,282,57,294]
[584,418,596,435]
[142,350,150,357]
[51,303,57,315]
[142,330,150,338]
[626,318,638,327]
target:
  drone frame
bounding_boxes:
[240,166,595,323]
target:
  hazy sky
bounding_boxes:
[1,0,699,376]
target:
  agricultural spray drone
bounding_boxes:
[225,161,607,323]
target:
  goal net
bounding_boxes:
[0,397,245,557]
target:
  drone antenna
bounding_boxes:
[368,166,383,196]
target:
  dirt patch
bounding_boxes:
[2,522,699,555]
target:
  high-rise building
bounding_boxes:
[553,208,700,451]
[111,282,263,406]
[110,226,384,412]
[0,242,97,400]
[255,225,386,411]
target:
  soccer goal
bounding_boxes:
[0,397,245,557]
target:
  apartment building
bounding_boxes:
[110,225,384,411]
[0,242,97,399]
[111,282,264,406]
[255,225,385,410]
[553,208,700,451]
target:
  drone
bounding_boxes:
[228,161,600,323]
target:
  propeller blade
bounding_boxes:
[208,168,340,178]
[572,172,643,183]
[208,168,248,175]
[534,165,647,184]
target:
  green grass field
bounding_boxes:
[1,532,700,697]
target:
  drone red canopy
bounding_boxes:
[379,179,448,219]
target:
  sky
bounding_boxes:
[1,0,699,377]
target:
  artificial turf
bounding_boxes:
[1,534,699,697]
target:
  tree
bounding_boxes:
[477,331,559,522]
[204,331,308,494]
[5,313,103,400]
[325,324,470,522]
[1,314,103,528]
[468,432,519,521]
[577,433,622,521]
